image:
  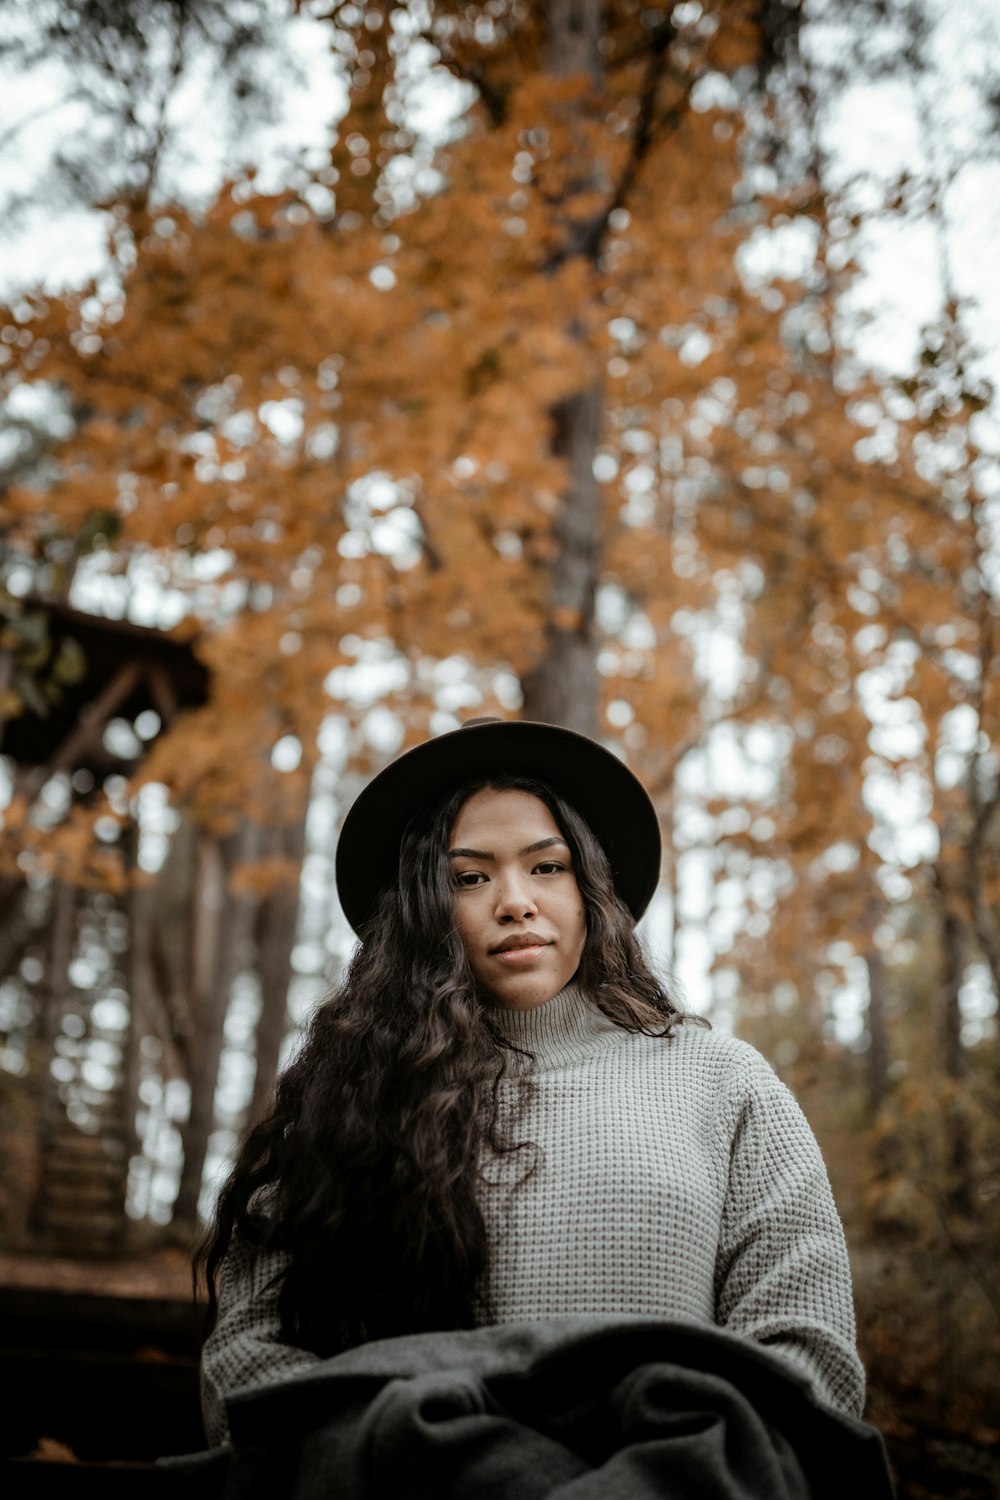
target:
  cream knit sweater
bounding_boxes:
[200,987,864,1445]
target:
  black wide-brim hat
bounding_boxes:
[335,717,661,933]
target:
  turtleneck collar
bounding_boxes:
[488,983,621,1068]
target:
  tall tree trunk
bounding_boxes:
[939,895,966,1085]
[864,946,890,1114]
[247,821,305,1126]
[962,754,1000,1083]
[521,2,604,734]
[934,867,973,1221]
[545,0,604,80]
[173,824,259,1229]
[521,385,603,733]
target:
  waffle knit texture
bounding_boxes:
[200,986,864,1445]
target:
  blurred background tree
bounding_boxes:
[0,1,998,1490]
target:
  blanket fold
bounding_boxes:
[202,1318,895,1498]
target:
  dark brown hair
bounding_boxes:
[199,775,693,1355]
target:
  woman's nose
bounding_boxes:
[495,873,537,921]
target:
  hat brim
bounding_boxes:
[335,719,661,933]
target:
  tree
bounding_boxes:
[0,0,291,218]
[3,1,781,816]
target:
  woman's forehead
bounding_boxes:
[449,787,562,842]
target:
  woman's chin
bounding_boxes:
[484,977,566,1011]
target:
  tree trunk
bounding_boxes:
[521,385,603,734]
[962,761,1000,1083]
[935,870,973,1220]
[521,2,605,734]
[545,0,603,81]
[864,947,890,1114]
[939,899,966,1084]
[172,825,259,1228]
[247,821,305,1126]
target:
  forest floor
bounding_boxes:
[0,1247,196,1298]
[884,1430,1000,1499]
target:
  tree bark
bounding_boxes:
[962,760,1000,1082]
[521,2,605,734]
[934,867,973,1221]
[521,385,603,734]
[938,895,966,1084]
[545,0,604,81]
[172,825,259,1228]
[247,821,305,1126]
[864,947,890,1114]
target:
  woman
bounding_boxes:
[199,717,865,1448]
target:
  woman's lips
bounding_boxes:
[492,943,550,964]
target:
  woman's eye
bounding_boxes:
[534,861,565,875]
[455,871,486,888]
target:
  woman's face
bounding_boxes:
[448,787,587,1010]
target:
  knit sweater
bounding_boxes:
[200,987,865,1445]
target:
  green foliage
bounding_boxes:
[0,596,88,721]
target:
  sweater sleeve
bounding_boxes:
[200,1233,321,1447]
[713,1046,866,1419]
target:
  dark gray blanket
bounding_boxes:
[188,1318,895,1498]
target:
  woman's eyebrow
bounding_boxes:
[447,837,569,860]
[520,837,569,856]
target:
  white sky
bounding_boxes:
[809,0,1000,380]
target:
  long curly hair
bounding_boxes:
[199,773,693,1356]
